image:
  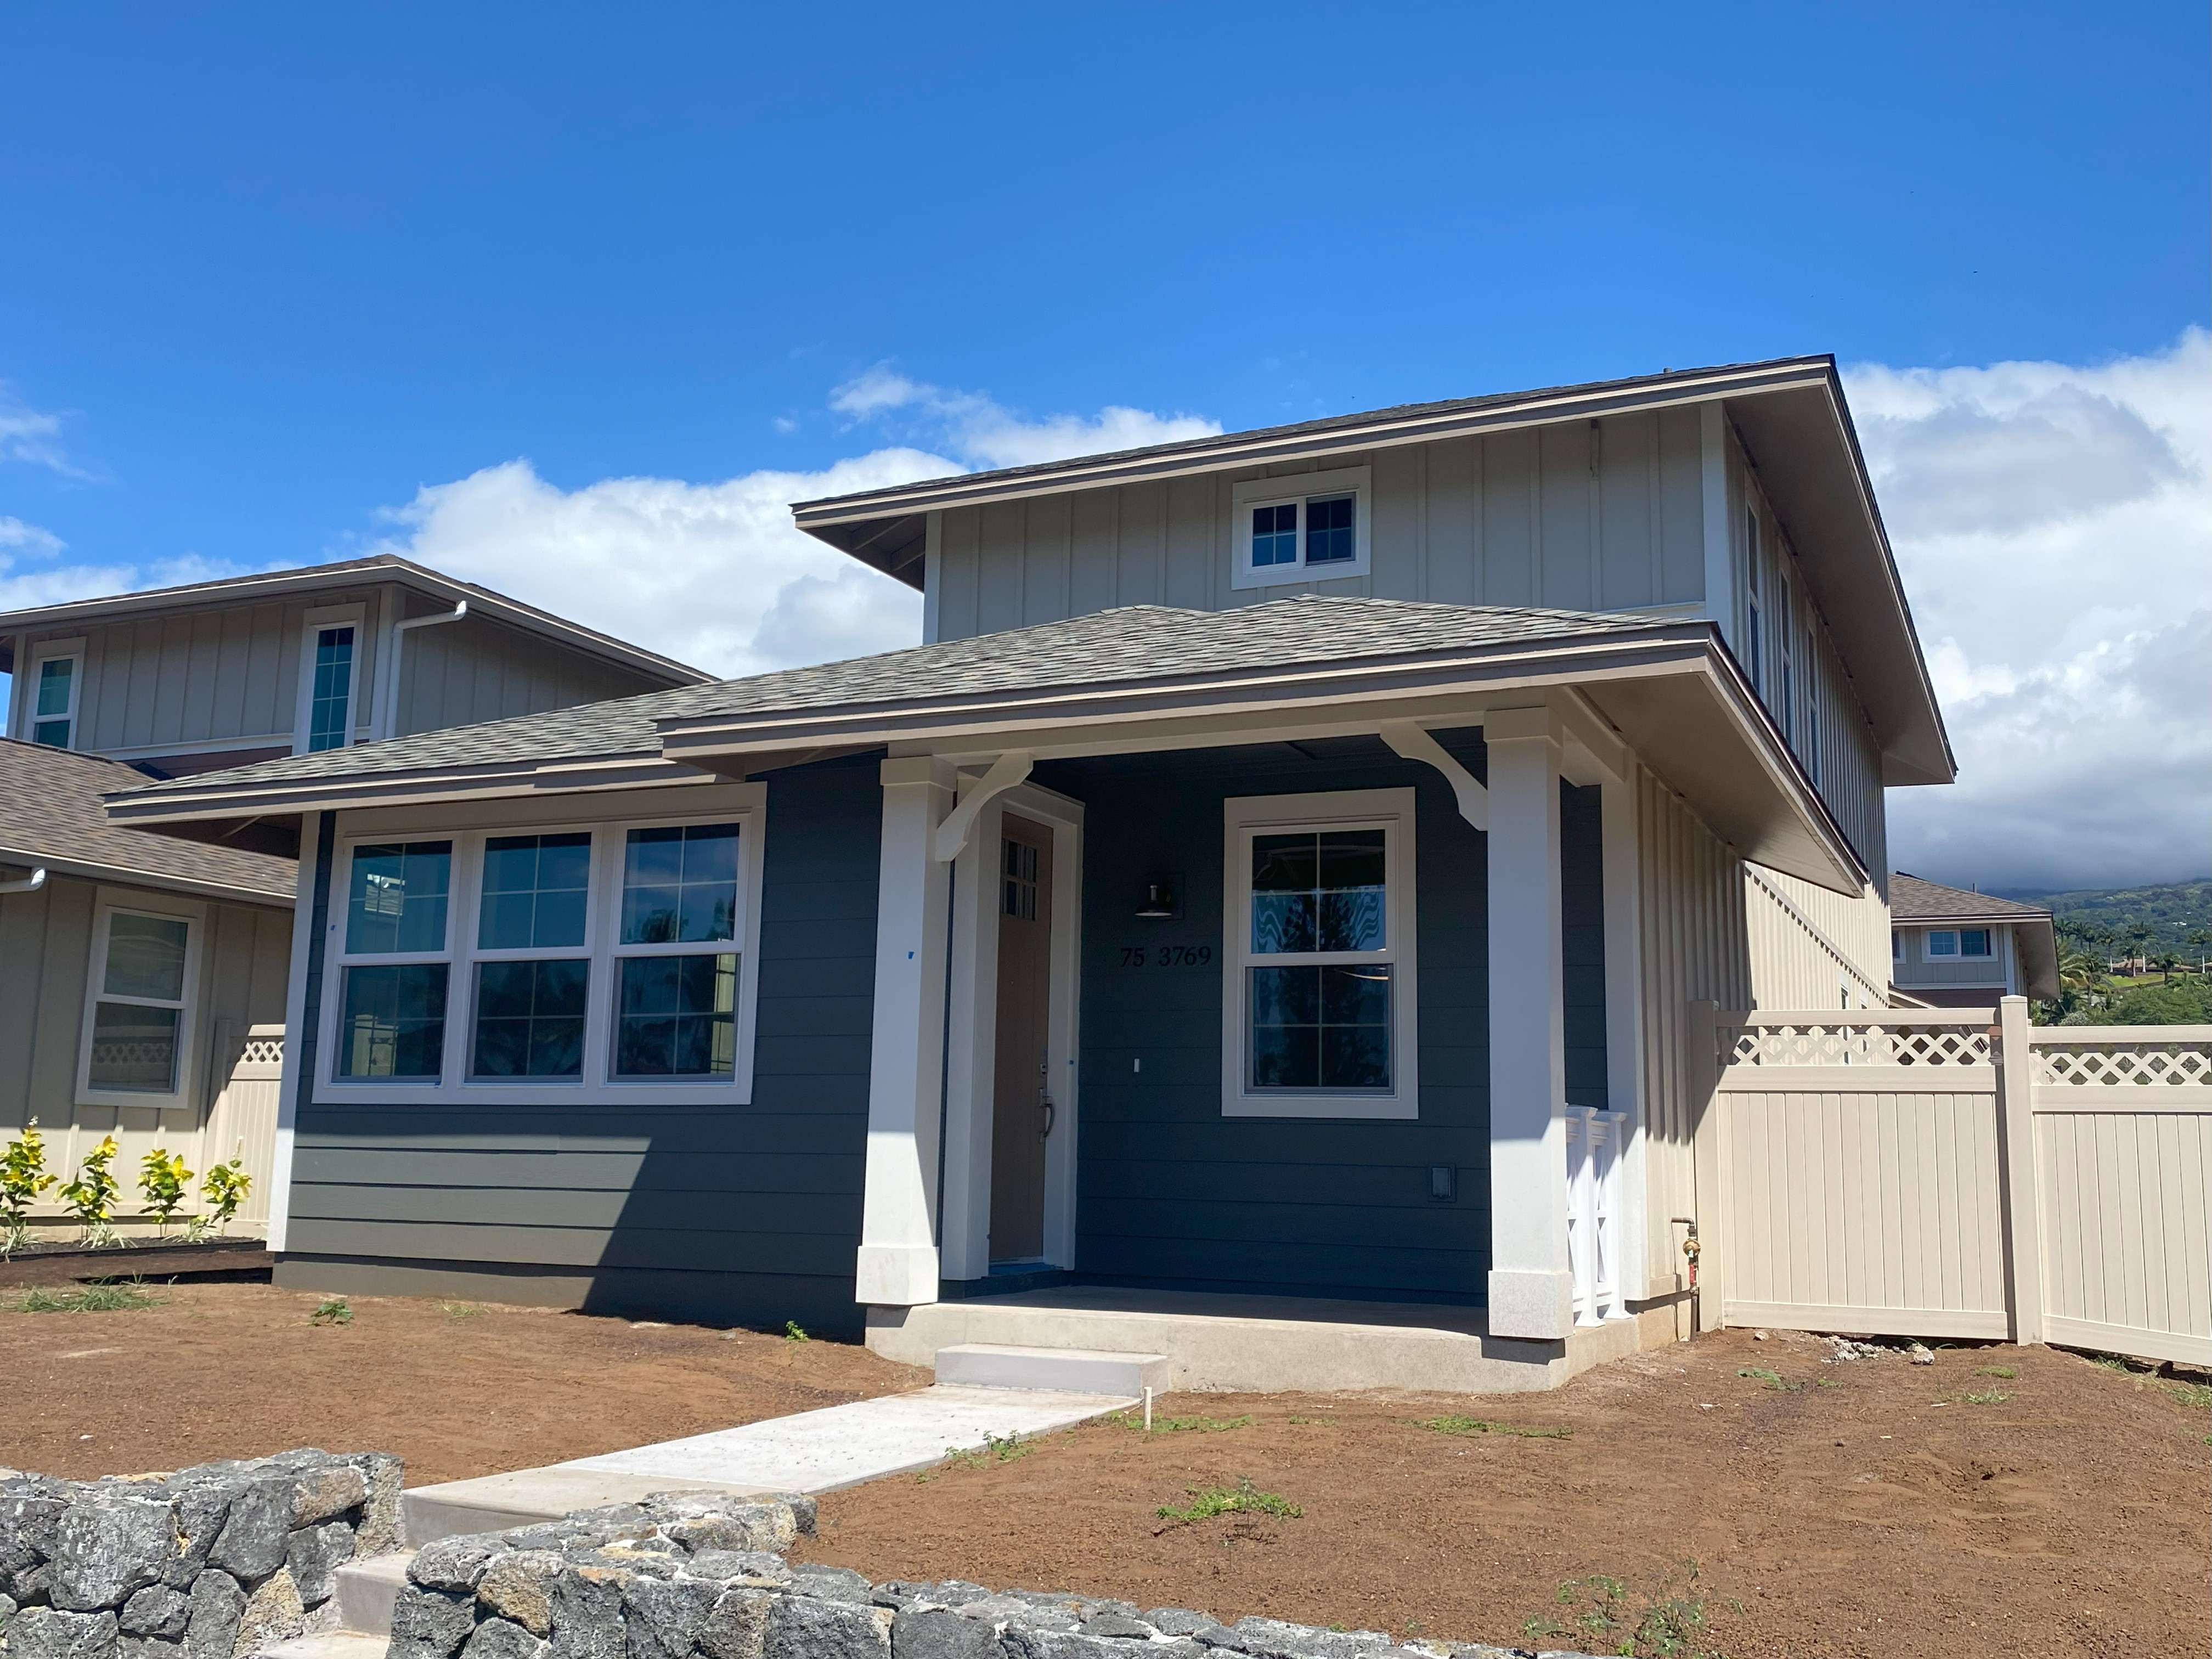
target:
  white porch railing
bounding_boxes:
[1695,1000,2210,1365]
[1565,1105,1627,1326]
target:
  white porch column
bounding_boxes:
[1485,706,1575,1339]
[856,756,957,1307]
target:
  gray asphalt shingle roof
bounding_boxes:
[106,596,1663,798]
[1,739,296,901]
[1891,872,2052,922]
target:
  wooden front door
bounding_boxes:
[990,814,1054,1262]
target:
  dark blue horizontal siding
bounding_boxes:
[286,754,880,1334]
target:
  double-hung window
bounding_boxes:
[77,898,202,1108]
[1230,466,1371,588]
[335,841,454,1078]
[30,646,82,748]
[1222,788,1417,1119]
[470,833,592,1078]
[323,798,762,1098]
[611,823,742,1078]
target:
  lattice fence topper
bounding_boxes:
[1723,1018,1995,1069]
[239,1032,285,1066]
[2031,1038,2212,1087]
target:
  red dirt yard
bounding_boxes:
[3,1282,2204,1659]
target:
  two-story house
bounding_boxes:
[104,356,1955,1389]
[1,554,707,1243]
[1888,873,2058,1007]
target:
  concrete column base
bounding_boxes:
[856,1243,940,1306]
[1486,1267,1575,1339]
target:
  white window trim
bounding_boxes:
[1228,465,1373,590]
[1220,786,1418,1120]
[317,800,767,1105]
[24,636,86,748]
[293,604,367,757]
[76,889,206,1111]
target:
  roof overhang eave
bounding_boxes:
[0,565,716,687]
[656,624,1869,895]
[0,845,294,907]
[102,753,718,830]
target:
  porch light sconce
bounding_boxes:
[1135,882,1176,918]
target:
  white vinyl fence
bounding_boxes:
[1693,999,2210,1365]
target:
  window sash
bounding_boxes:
[31,653,79,747]
[1960,929,1992,958]
[80,900,199,1104]
[1927,930,1961,956]
[1233,814,1401,1098]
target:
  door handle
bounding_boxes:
[1039,1089,1056,1141]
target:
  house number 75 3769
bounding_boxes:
[1120,945,1212,967]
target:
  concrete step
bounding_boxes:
[402,1466,780,1547]
[333,1553,412,1639]
[255,1634,388,1659]
[932,1342,1169,1396]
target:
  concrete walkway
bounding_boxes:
[554,1383,1132,1495]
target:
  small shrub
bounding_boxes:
[138,1148,193,1236]
[58,1136,122,1248]
[7,1279,162,1313]
[783,1319,809,1342]
[189,1152,252,1238]
[1521,1558,1739,1659]
[1419,1415,1571,1439]
[309,1297,353,1327]
[1155,1477,1302,1525]
[2,1119,59,1256]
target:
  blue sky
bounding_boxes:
[2,3,2207,888]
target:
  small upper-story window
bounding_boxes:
[1960,928,1991,958]
[1743,512,1764,693]
[32,651,81,748]
[308,627,356,752]
[295,605,365,755]
[1229,466,1371,589]
[1892,929,1904,962]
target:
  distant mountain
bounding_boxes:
[1994,878,2211,956]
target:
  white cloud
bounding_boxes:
[365,450,955,681]
[830,365,1221,469]
[363,377,1221,682]
[1847,329,2211,891]
[0,386,87,477]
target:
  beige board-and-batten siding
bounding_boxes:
[0,869,289,1235]
[1699,1005,2211,1366]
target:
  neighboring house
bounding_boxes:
[105,356,1956,1386]
[1,555,709,1242]
[1888,872,2058,1006]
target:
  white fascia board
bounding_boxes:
[793,360,1835,528]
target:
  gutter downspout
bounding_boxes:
[0,867,48,895]
[376,601,467,741]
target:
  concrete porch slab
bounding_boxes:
[934,1342,1169,1395]
[558,1383,1132,1494]
[869,1285,1649,1394]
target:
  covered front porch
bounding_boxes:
[644,597,1869,1386]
